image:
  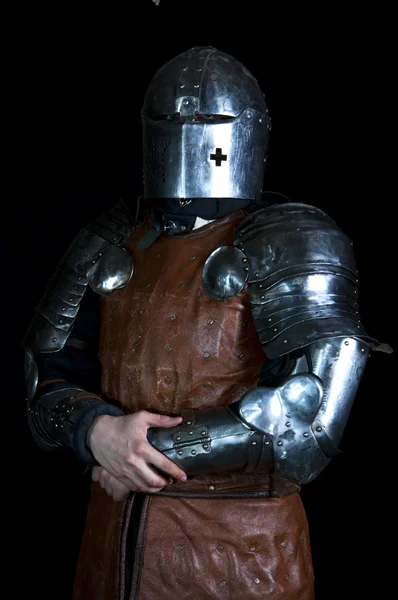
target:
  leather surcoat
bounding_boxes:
[73,210,314,600]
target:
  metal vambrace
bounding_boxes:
[147,402,274,477]
[147,374,326,482]
[148,336,370,484]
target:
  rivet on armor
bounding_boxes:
[176,436,181,441]
[285,575,290,581]
[268,317,272,321]
[209,485,215,490]
[217,546,224,552]
[146,282,151,287]
[277,441,283,446]
[188,431,193,436]
[283,340,288,344]
[69,297,74,302]
[242,322,248,328]
[109,340,114,346]
[52,337,57,343]
[258,283,263,288]
[344,340,349,345]
[186,421,192,425]
[255,273,259,277]
[113,236,117,241]
[166,345,173,351]
[177,451,183,456]
[202,383,208,389]
[250,546,256,551]
[220,581,227,587]
[207,318,214,324]
[73,285,78,290]
[191,450,197,455]
[62,307,66,311]
[242,258,247,263]
[361,348,365,352]
[204,351,210,358]
[286,422,291,427]
[247,112,252,119]
[265,441,270,445]
[273,328,278,332]
[179,282,186,287]
[58,319,63,324]
[300,535,305,541]
[316,426,322,432]
[177,545,183,551]
[251,441,257,446]
[138,309,144,314]
[156,254,161,258]
[190,255,196,260]
[201,430,206,435]
[164,377,171,385]
[261,295,265,300]
[91,259,96,264]
[244,267,249,271]
[303,432,309,437]
[239,353,245,360]
[254,578,260,584]
[181,225,187,230]
[194,84,200,88]
[98,252,103,257]
[280,541,286,547]
[203,444,209,449]
[78,276,82,280]
[180,84,185,88]
[171,314,177,320]
[176,579,181,584]
[197,67,202,72]
[196,291,201,297]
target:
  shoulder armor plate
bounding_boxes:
[23,199,137,354]
[232,202,376,357]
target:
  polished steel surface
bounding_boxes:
[24,348,38,402]
[202,245,248,300]
[142,46,271,199]
[23,200,135,354]
[292,337,370,449]
[234,202,376,357]
[87,246,134,295]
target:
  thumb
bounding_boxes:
[143,412,183,429]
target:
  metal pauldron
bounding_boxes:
[148,373,333,483]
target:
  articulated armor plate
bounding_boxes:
[142,46,271,200]
[23,200,136,400]
[203,202,377,357]
[148,373,336,484]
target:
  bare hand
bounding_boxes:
[92,466,131,501]
[87,411,186,493]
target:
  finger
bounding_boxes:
[136,460,170,489]
[123,470,167,494]
[91,466,102,482]
[141,412,183,429]
[144,445,187,481]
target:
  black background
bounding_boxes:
[7,2,394,599]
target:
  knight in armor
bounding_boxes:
[23,46,384,599]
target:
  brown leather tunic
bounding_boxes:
[73,210,314,599]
